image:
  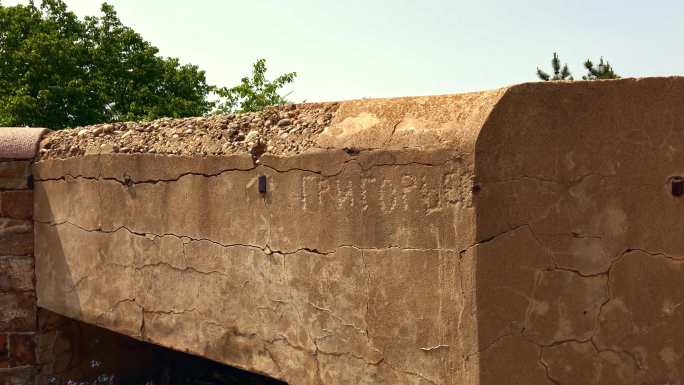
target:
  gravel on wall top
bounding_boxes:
[38,102,339,161]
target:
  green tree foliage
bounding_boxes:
[0,0,215,129]
[537,53,621,82]
[582,57,620,80]
[215,59,297,113]
[537,52,573,81]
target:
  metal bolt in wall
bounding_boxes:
[671,177,684,197]
[258,175,267,194]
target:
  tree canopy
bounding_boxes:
[582,57,620,80]
[215,59,296,114]
[0,0,218,129]
[0,0,297,129]
[537,53,573,81]
[537,52,620,82]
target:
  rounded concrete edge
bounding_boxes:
[0,127,50,159]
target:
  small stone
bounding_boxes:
[245,130,259,142]
[264,246,272,255]
[102,124,113,133]
[77,129,88,137]
[99,143,116,153]
[184,128,194,135]
[172,134,180,139]
[92,127,103,136]
[277,118,292,127]
[121,130,134,139]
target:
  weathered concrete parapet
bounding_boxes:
[0,127,47,385]
[33,77,684,385]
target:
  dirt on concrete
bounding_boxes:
[37,103,339,161]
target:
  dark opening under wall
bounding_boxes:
[38,310,287,385]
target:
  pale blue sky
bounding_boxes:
[5,0,684,102]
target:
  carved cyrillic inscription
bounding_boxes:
[360,177,376,211]
[380,179,398,213]
[299,166,471,214]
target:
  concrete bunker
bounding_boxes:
[3,77,684,384]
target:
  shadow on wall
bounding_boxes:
[38,310,287,385]
[33,179,82,322]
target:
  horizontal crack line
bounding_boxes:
[33,154,460,186]
[36,219,464,256]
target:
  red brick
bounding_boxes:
[0,219,32,256]
[8,335,34,366]
[0,191,32,220]
[0,334,8,368]
[0,367,35,384]
[0,258,34,292]
[0,293,36,332]
[0,162,31,190]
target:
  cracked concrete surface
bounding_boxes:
[34,147,479,384]
[33,77,684,384]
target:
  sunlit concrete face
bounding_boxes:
[33,77,684,384]
[470,78,684,385]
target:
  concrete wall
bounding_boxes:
[33,152,481,385]
[33,91,495,385]
[30,77,684,384]
[472,78,684,384]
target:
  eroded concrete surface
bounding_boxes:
[34,77,684,384]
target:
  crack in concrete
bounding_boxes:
[38,219,469,258]
[538,345,562,385]
[523,226,648,375]
[515,243,657,379]
[462,222,654,382]
[419,344,450,352]
[307,302,368,338]
[481,171,634,188]
[381,360,440,385]
[458,224,531,259]
[107,260,227,278]
[34,153,459,187]
[383,120,401,146]
[37,172,679,382]
[36,218,265,252]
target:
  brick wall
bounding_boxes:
[0,160,37,385]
